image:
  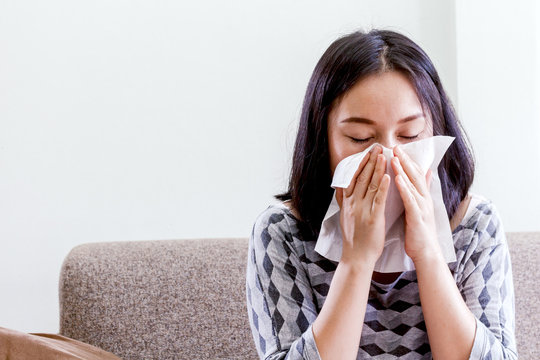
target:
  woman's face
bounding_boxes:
[327,70,434,176]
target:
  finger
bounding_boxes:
[393,146,429,197]
[391,156,421,200]
[426,169,433,190]
[365,153,386,206]
[371,173,390,214]
[336,188,343,208]
[395,174,420,215]
[344,146,376,198]
[355,145,382,199]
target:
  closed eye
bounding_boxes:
[349,135,419,144]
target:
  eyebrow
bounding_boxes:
[340,113,425,125]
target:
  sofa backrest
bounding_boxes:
[506,232,540,359]
[59,233,539,359]
[59,238,257,360]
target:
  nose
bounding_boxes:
[377,136,398,152]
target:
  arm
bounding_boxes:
[391,146,475,358]
[246,207,322,359]
[454,202,517,359]
[245,206,377,360]
[246,147,388,359]
[390,147,517,359]
[414,202,517,360]
[314,147,389,359]
[414,248,476,359]
[311,257,375,360]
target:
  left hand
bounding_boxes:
[391,145,442,263]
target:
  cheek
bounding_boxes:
[328,134,368,176]
[328,133,346,176]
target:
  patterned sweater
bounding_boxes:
[245,192,517,359]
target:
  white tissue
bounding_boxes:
[314,135,457,273]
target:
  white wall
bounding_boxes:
[456,0,540,232]
[0,0,533,333]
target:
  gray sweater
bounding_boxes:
[245,192,517,359]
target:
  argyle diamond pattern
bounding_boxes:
[246,196,517,359]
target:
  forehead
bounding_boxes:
[329,71,425,124]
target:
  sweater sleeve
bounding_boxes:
[245,206,322,360]
[456,202,518,359]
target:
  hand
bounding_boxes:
[336,145,391,266]
[391,145,441,263]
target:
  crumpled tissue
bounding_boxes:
[314,135,457,273]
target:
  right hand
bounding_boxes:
[335,145,390,267]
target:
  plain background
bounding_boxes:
[1,0,539,332]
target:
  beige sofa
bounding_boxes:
[58,233,539,360]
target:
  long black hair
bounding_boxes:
[275,28,475,241]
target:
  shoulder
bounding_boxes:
[252,203,293,234]
[282,200,302,221]
[451,192,508,276]
[458,192,505,245]
[249,203,308,268]
[250,202,301,248]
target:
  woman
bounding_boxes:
[245,29,517,359]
